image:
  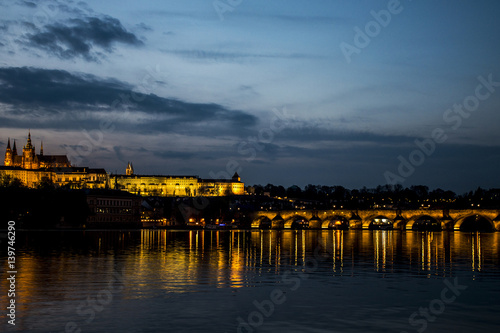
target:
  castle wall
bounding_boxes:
[114,175,199,197]
[113,175,244,197]
[0,168,54,188]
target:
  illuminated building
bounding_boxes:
[4,131,71,169]
[111,166,244,197]
[2,131,245,196]
[1,131,107,189]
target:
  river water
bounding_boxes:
[1,230,499,333]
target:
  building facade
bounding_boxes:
[2,132,245,196]
[4,131,71,169]
[86,190,142,226]
[2,131,108,189]
[111,170,244,197]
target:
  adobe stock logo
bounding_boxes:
[213,0,243,21]
[384,74,499,185]
[340,0,411,64]
[401,278,468,333]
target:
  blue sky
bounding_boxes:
[0,0,500,192]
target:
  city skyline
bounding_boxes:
[1,0,500,192]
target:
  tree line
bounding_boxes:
[250,184,500,209]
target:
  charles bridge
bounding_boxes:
[251,208,500,231]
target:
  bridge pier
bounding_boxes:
[349,219,363,229]
[252,209,500,231]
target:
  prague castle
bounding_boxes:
[1,131,244,196]
[112,162,244,196]
[2,131,107,189]
[4,131,71,169]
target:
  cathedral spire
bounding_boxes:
[40,141,44,156]
[4,138,12,166]
[26,129,33,149]
[12,140,17,155]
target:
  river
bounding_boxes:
[1,230,499,332]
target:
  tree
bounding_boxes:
[0,173,24,188]
[35,178,55,191]
[286,185,302,198]
[253,185,264,196]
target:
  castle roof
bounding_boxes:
[38,155,70,165]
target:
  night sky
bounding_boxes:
[1,0,500,193]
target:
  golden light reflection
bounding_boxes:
[373,231,384,271]
[332,230,344,273]
[228,232,244,288]
[117,229,500,287]
[8,228,500,323]
[301,230,306,267]
[471,232,482,272]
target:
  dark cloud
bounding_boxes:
[135,22,152,31]
[161,49,324,62]
[20,1,37,8]
[153,150,197,161]
[0,66,258,136]
[24,16,143,61]
[276,127,415,146]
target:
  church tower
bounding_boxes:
[232,172,241,182]
[22,130,38,169]
[4,138,12,166]
[12,140,17,157]
[126,162,134,176]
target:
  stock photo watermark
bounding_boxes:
[178,106,294,224]
[65,65,163,166]
[340,0,411,64]
[64,267,125,333]
[5,221,17,326]
[236,243,327,332]
[401,278,468,333]
[209,106,295,181]
[213,0,244,21]
[384,73,499,185]
[32,1,61,27]
[1,0,61,63]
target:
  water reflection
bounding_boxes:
[3,230,500,304]
[1,230,499,332]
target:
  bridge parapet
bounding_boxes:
[252,209,500,230]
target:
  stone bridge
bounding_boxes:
[251,209,500,231]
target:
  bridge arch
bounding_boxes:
[366,215,393,230]
[251,216,272,229]
[454,214,495,231]
[322,215,349,229]
[284,215,309,229]
[406,215,441,231]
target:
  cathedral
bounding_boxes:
[4,131,71,169]
[2,131,106,189]
[2,131,244,196]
